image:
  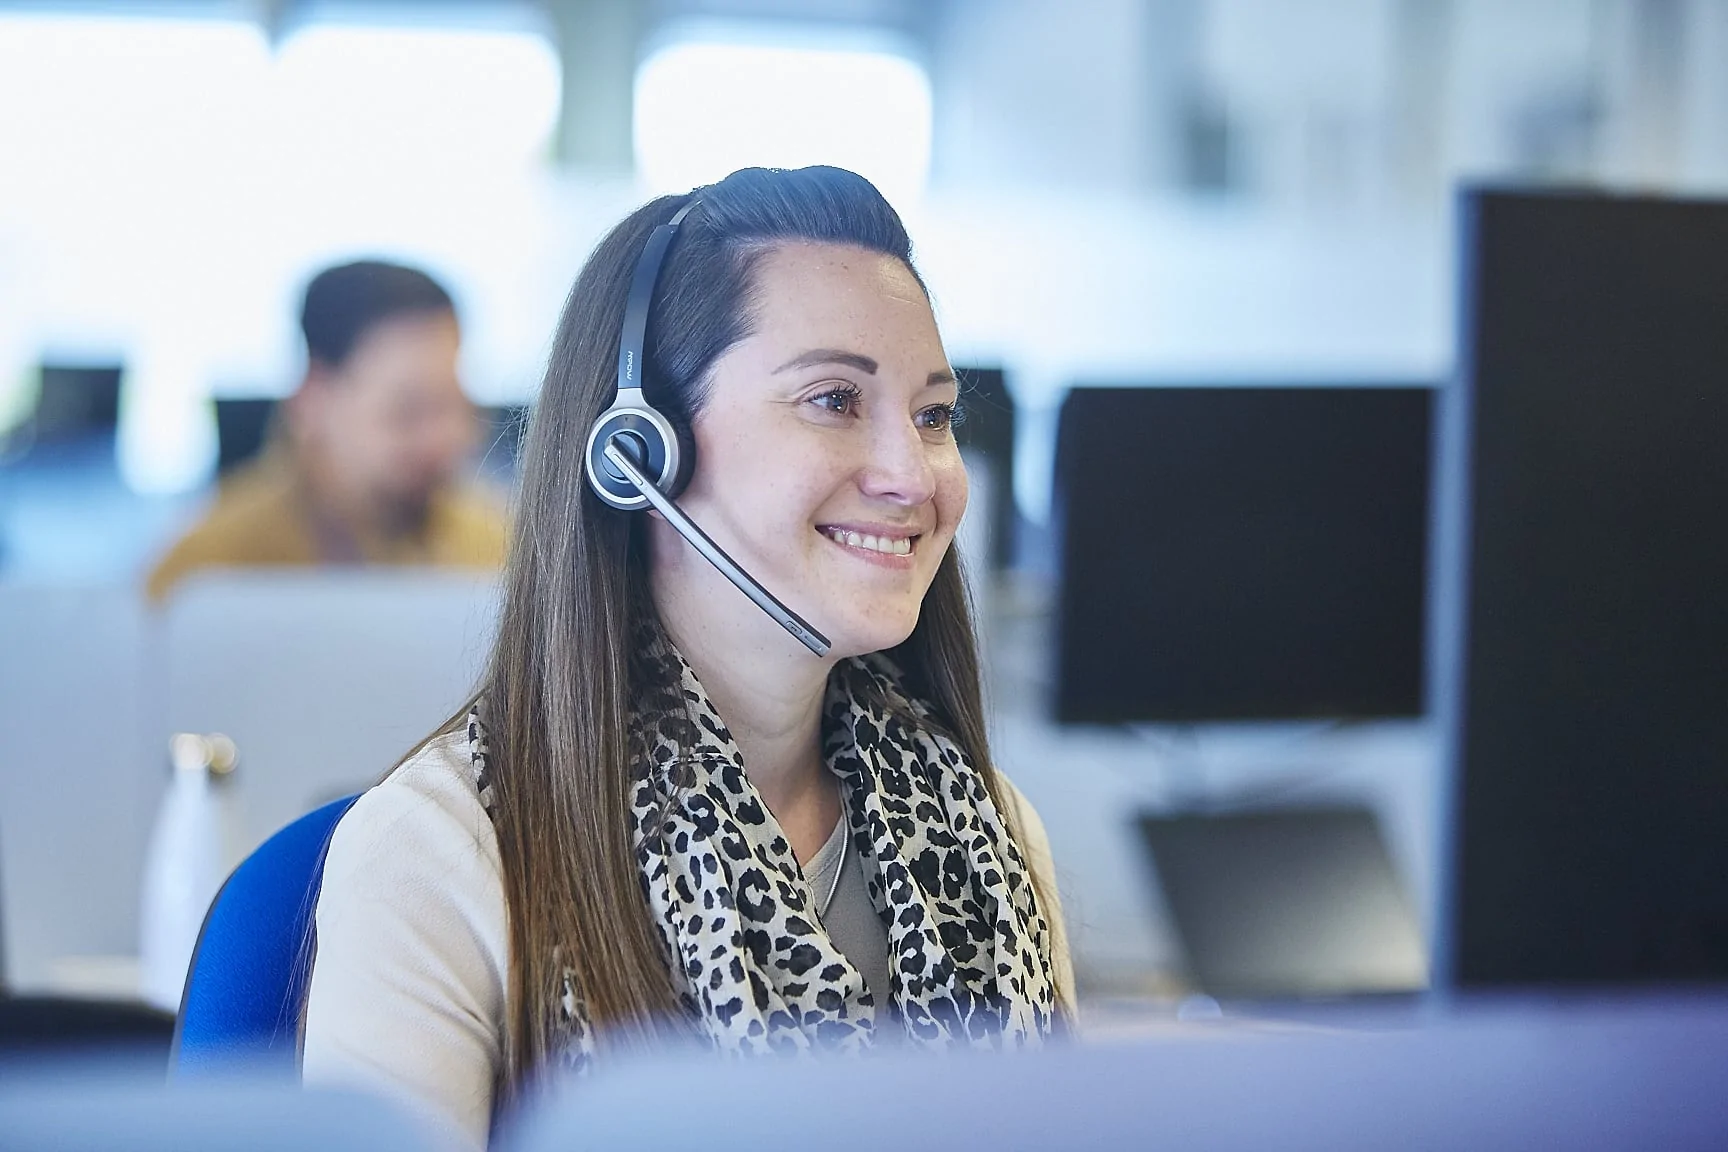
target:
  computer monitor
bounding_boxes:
[161,571,499,864]
[952,367,1016,569]
[1445,189,1728,988]
[32,363,121,445]
[1054,385,1432,723]
[1138,806,1428,1000]
[213,398,278,475]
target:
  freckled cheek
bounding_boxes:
[691,424,796,507]
[935,458,970,539]
[756,447,844,539]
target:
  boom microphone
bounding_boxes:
[602,437,831,656]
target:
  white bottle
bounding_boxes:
[138,733,237,1012]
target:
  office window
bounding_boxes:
[272,21,560,170]
[634,30,932,208]
[0,8,560,493]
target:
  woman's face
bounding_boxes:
[658,241,967,659]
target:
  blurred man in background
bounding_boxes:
[146,260,507,601]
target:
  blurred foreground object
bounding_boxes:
[147,261,505,602]
[0,1072,447,1152]
[508,994,1728,1151]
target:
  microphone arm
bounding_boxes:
[603,437,832,656]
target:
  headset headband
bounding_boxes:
[615,200,698,399]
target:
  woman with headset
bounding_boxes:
[301,166,1074,1147]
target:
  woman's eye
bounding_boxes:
[812,386,861,415]
[916,403,958,433]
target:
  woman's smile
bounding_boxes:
[816,522,922,568]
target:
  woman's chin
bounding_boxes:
[821,604,921,660]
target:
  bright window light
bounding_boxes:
[0,11,561,495]
[634,34,932,208]
[273,24,561,168]
[0,13,271,494]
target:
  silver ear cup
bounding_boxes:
[584,404,682,510]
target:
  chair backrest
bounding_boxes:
[174,793,359,1074]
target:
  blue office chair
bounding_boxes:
[173,793,360,1074]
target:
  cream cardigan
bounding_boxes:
[301,729,1074,1149]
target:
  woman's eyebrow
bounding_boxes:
[773,348,878,375]
[774,348,957,389]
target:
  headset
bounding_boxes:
[583,200,832,656]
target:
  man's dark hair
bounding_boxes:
[299,260,456,369]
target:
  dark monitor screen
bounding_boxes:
[953,366,1016,568]
[1451,190,1728,988]
[214,398,278,475]
[33,364,121,443]
[1054,386,1432,723]
[1137,806,1429,999]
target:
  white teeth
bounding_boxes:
[824,528,913,556]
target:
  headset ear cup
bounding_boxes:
[585,405,681,509]
[592,200,699,510]
[664,417,697,498]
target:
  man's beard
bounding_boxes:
[376,485,436,538]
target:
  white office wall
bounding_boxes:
[929,0,1167,191]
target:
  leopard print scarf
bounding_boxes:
[467,636,1058,1068]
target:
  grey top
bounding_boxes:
[805,816,892,1020]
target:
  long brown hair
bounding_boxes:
[480,167,1052,1101]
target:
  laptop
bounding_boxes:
[1137,805,1429,1001]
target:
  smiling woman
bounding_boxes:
[655,243,968,670]
[299,167,1073,1149]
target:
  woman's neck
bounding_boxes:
[652,557,840,861]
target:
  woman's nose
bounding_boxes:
[857,414,937,505]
